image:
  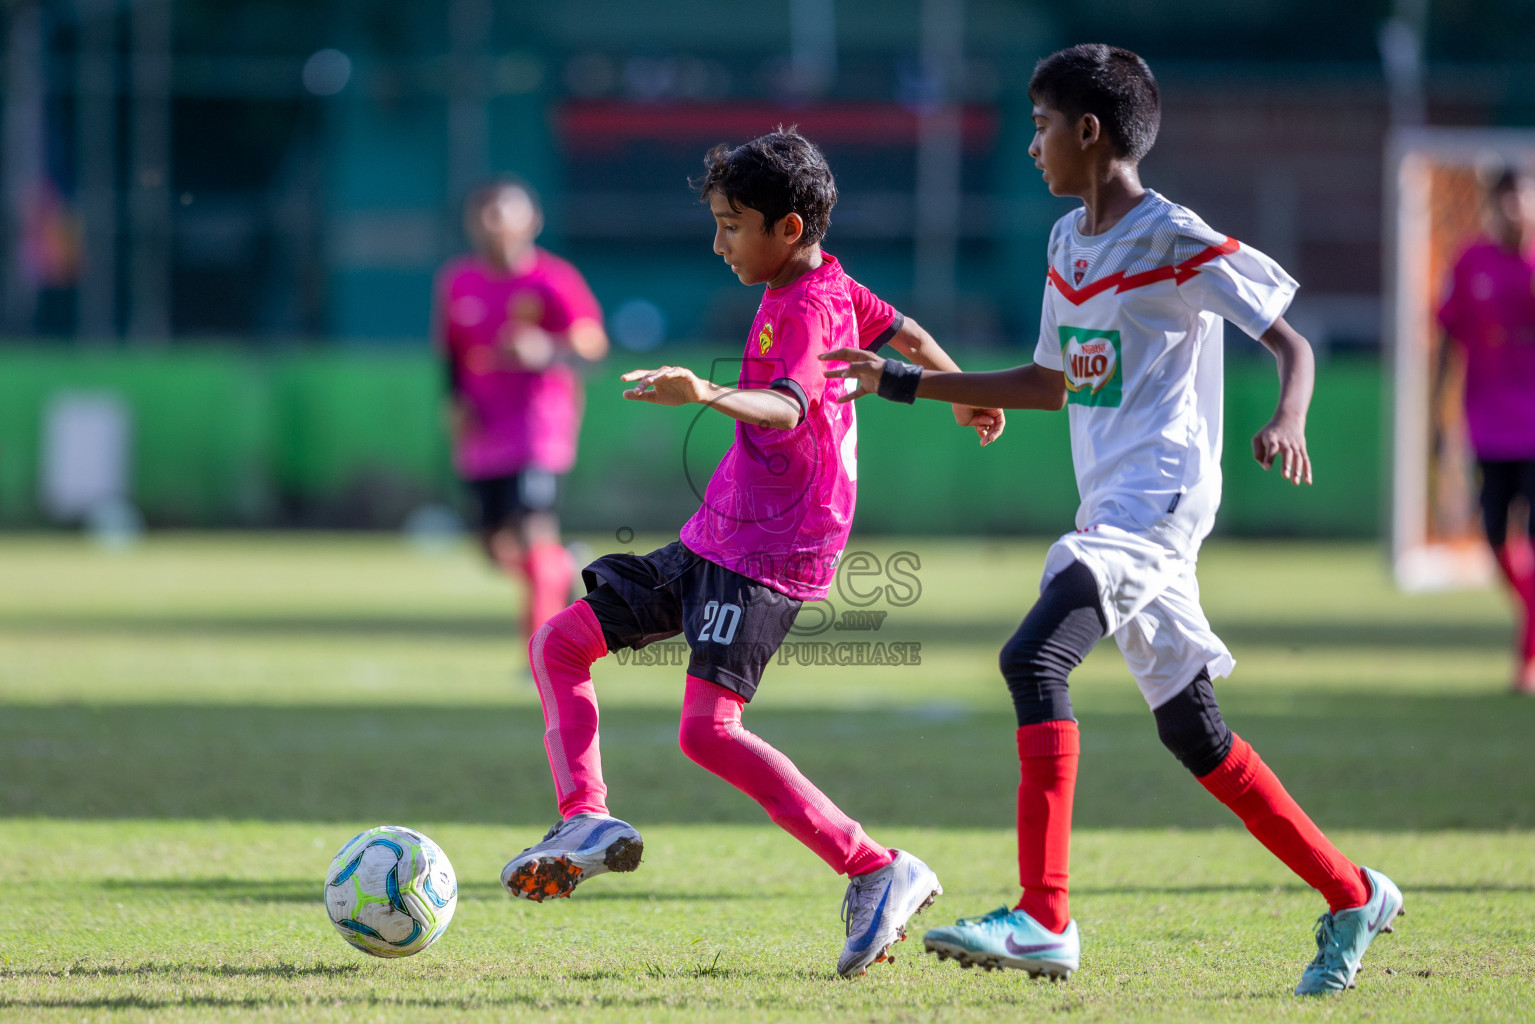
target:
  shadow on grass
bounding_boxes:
[4,694,1532,830]
[1073,881,1535,895]
[88,878,758,903]
[0,995,676,1011]
[0,613,1515,652]
[76,876,1535,908]
[2,962,360,979]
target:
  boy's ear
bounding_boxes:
[1078,113,1102,150]
[777,211,806,246]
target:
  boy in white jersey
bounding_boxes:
[825,44,1401,996]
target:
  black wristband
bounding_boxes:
[877,360,922,404]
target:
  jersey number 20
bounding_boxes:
[698,600,742,645]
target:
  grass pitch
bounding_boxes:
[3,534,1533,1022]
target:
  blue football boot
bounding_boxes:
[1295,867,1404,995]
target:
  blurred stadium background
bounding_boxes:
[6,6,1535,1016]
[1,0,1532,537]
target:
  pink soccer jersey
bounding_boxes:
[1437,239,1535,460]
[436,250,604,479]
[680,254,899,600]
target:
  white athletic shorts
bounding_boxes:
[1042,524,1235,711]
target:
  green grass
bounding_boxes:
[3,534,1533,1022]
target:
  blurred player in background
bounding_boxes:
[500,128,1002,978]
[435,178,609,640]
[1434,167,1535,694]
[826,44,1401,996]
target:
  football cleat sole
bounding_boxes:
[924,938,1075,980]
[849,887,942,977]
[603,835,644,873]
[501,837,643,902]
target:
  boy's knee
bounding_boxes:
[998,632,1039,680]
[1000,633,1076,725]
[529,605,575,651]
[676,713,726,766]
[999,560,1104,726]
[528,602,607,669]
[1153,670,1233,777]
[527,617,560,662]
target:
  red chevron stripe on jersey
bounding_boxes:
[1047,236,1240,306]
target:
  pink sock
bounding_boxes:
[677,674,895,877]
[523,542,575,636]
[528,601,611,818]
[1494,541,1535,663]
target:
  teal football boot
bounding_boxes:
[924,905,1079,979]
[1295,867,1404,995]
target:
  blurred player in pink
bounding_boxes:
[1435,167,1535,693]
[826,45,1401,996]
[435,178,609,639]
[499,128,1002,978]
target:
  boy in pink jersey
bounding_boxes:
[1434,167,1535,692]
[500,128,1003,978]
[435,179,609,638]
[827,45,1400,996]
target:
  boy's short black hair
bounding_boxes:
[693,126,837,247]
[1029,44,1160,163]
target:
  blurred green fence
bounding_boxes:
[0,348,1382,536]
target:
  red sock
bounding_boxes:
[523,541,574,636]
[1493,541,1535,662]
[1013,721,1079,933]
[1199,734,1368,912]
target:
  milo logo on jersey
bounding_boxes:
[1059,326,1122,407]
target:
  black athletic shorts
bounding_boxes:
[579,540,802,701]
[1478,459,1535,547]
[465,469,561,532]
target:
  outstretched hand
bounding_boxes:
[820,347,884,401]
[621,365,707,406]
[822,347,1004,446]
[1252,413,1312,485]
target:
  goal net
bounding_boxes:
[1387,127,1535,590]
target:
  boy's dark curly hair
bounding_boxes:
[1029,44,1160,163]
[692,126,837,247]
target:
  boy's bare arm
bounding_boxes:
[567,320,610,362]
[885,318,1005,445]
[821,347,1068,411]
[1252,315,1314,485]
[507,321,610,369]
[621,365,801,430]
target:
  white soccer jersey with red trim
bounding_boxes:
[1031,190,1297,552]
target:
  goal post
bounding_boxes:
[1386,126,1535,591]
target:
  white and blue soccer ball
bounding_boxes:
[324,825,458,958]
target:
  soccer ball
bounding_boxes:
[323,825,458,958]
